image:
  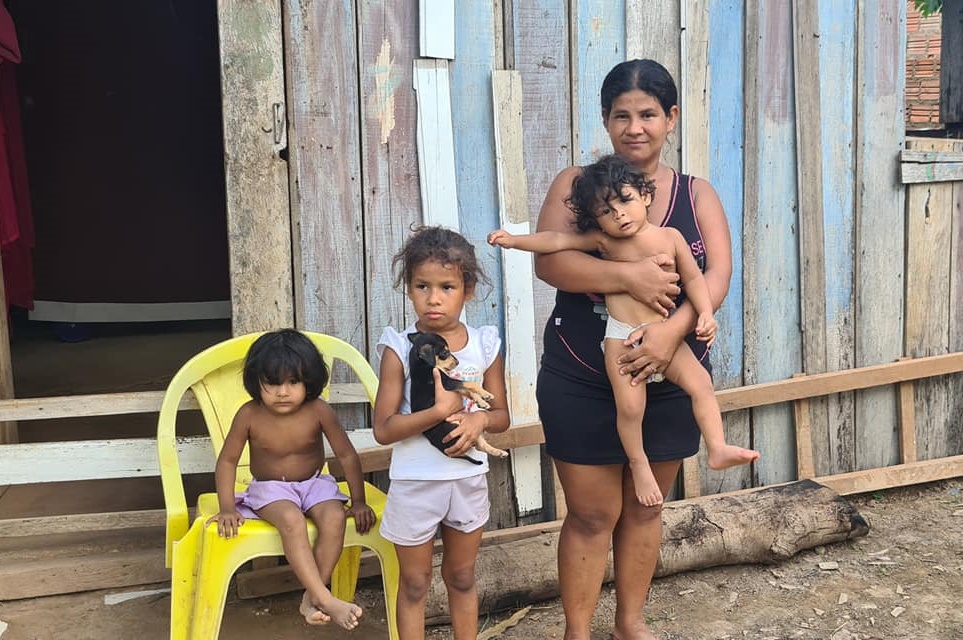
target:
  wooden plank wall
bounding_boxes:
[273,0,953,517]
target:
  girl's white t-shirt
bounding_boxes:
[376,324,501,481]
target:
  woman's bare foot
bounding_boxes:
[629,459,663,506]
[299,591,330,625]
[706,444,760,471]
[317,596,363,631]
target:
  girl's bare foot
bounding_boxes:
[629,459,663,506]
[706,444,760,471]
[317,596,363,631]
[299,591,330,625]
[612,624,660,639]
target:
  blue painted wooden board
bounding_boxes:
[574,0,625,164]
[743,0,801,486]
[817,0,857,474]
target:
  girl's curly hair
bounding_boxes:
[392,225,491,292]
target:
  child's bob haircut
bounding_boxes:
[566,154,656,233]
[242,329,330,403]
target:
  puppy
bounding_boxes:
[408,331,509,464]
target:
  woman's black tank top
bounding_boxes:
[540,171,711,396]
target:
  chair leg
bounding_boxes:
[331,545,362,603]
[187,523,252,640]
[170,524,203,640]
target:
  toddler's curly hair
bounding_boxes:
[565,154,656,232]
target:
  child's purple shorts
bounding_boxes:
[234,471,349,519]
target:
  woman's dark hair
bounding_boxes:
[242,329,329,403]
[392,225,491,292]
[566,154,656,232]
[600,59,678,119]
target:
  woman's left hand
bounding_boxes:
[617,322,680,386]
[442,411,487,457]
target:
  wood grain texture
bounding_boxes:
[853,0,905,470]
[283,0,365,346]
[419,0,455,59]
[509,0,570,357]
[792,0,830,479]
[572,0,624,164]
[626,0,681,168]
[358,1,421,358]
[815,0,857,476]
[413,59,460,231]
[217,0,293,334]
[743,0,801,486]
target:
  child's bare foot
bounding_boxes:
[299,592,330,625]
[707,444,760,470]
[317,596,363,630]
[629,460,663,506]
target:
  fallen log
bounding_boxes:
[425,480,868,624]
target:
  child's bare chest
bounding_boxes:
[601,229,676,262]
[248,415,323,456]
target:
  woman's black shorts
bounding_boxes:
[536,367,700,465]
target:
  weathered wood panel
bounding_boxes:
[904,138,962,461]
[626,0,681,169]
[217,0,293,334]
[792,0,830,480]
[816,0,857,476]
[283,0,365,347]
[509,0,570,360]
[413,59,460,232]
[702,0,751,493]
[853,0,905,470]
[451,3,518,528]
[419,0,455,60]
[573,0,625,164]
[743,0,801,486]
[358,1,421,357]
[493,71,543,516]
[940,0,963,124]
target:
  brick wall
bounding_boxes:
[906,1,943,130]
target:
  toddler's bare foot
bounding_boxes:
[707,444,760,471]
[629,460,663,506]
[299,592,330,625]
[318,596,363,631]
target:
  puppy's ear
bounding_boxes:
[416,343,436,368]
[408,331,423,345]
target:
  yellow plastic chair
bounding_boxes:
[157,331,399,640]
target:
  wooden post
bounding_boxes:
[792,374,814,479]
[0,255,16,443]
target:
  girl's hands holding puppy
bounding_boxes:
[441,410,488,458]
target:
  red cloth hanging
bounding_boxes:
[0,5,34,310]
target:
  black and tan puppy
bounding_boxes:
[408,331,509,464]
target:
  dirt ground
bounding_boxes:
[2,479,962,640]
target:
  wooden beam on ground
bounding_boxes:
[817,455,963,497]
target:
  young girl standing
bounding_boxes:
[208,329,375,630]
[373,226,511,640]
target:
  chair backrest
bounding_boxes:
[157,331,378,563]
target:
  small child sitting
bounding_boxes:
[489,154,758,506]
[208,328,375,630]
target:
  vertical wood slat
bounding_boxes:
[903,138,956,461]
[217,0,293,334]
[792,374,815,479]
[0,254,16,443]
[413,59,460,231]
[450,3,516,527]
[704,0,752,493]
[625,0,682,169]
[283,0,365,348]
[572,0,625,164]
[358,1,422,357]
[897,377,918,465]
[947,140,963,459]
[743,0,801,486]
[492,70,543,516]
[853,0,905,470]
[419,0,455,59]
[816,0,858,475]
[679,0,709,496]
[791,0,830,479]
[509,0,570,364]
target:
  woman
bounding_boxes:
[534,59,734,640]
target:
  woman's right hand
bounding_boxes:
[621,253,681,317]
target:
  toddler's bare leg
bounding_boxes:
[257,501,360,630]
[663,344,759,470]
[605,339,662,506]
